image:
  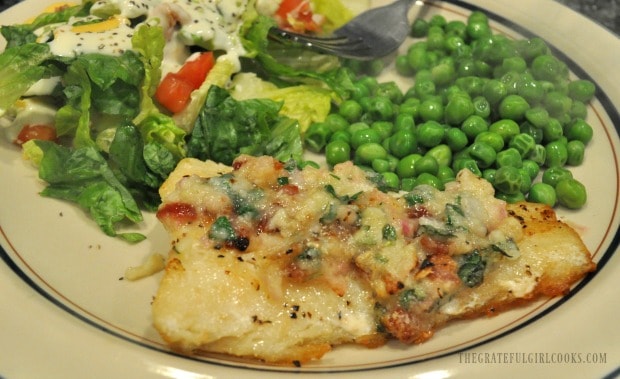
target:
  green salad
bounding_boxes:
[0,0,359,241]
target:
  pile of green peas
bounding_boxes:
[304,11,594,209]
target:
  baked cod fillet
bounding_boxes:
[152,155,595,365]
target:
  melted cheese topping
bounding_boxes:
[154,155,549,361]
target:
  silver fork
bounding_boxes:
[269,0,416,60]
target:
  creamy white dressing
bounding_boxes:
[45,16,135,57]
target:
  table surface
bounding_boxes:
[0,0,618,36]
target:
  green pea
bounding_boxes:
[437,165,456,184]
[527,144,547,165]
[531,54,564,82]
[389,129,418,158]
[351,128,382,149]
[329,130,351,144]
[415,155,439,176]
[461,115,489,140]
[381,172,400,190]
[325,140,351,166]
[455,76,486,97]
[493,166,523,195]
[496,191,526,204]
[496,147,523,168]
[483,79,508,105]
[394,114,415,132]
[414,79,436,100]
[570,100,588,120]
[367,96,395,121]
[386,154,400,172]
[350,81,371,101]
[499,71,521,95]
[410,18,430,38]
[517,37,549,61]
[355,142,388,165]
[544,140,568,167]
[431,60,457,86]
[372,158,391,173]
[469,141,497,168]
[396,153,422,178]
[520,121,544,144]
[542,166,573,187]
[305,122,332,152]
[339,99,363,122]
[472,96,491,119]
[544,91,573,117]
[417,121,446,148]
[475,131,504,152]
[482,168,496,184]
[555,178,587,209]
[324,113,349,132]
[401,177,416,191]
[376,82,404,104]
[516,79,545,104]
[371,121,394,140]
[467,20,492,40]
[525,106,550,129]
[445,35,466,53]
[527,182,557,207]
[425,144,453,167]
[399,98,421,118]
[408,47,432,72]
[415,173,444,190]
[519,168,532,193]
[498,94,530,120]
[453,158,482,176]
[446,20,467,38]
[358,76,379,93]
[568,79,596,103]
[445,94,475,126]
[509,133,536,157]
[347,121,369,135]
[444,127,469,152]
[395,54,415,77]
[489,119,520,142]
[541,118,563,142]
[566,140,585,166]
[521,159,540,180]
[419,98,444,122]
[565,118,593,144]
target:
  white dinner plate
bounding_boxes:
[1,0,619,378]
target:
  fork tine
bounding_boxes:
[269,27,371,56]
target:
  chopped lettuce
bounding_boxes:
[230,73,332,132]
[34,140,146,243]
[187,85,303,165]
[0,43,52,117]
[241,15,355,100]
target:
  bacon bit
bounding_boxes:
[419,235,450,255]
[156,202,197,224]
[232,158,247,170]
[381,308,435,344]
[280,184,299,195]
[407,204,428,218]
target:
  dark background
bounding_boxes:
[0,0,618,35]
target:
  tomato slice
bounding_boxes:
[155,73,195,114]
[177,52,215,90]
[275,0,321,33]
[14,124,57,145]
[155,52,215,113]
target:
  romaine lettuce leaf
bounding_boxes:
[187,85,303,165]
[0,43,52,117]
[230,73,332,132]
[35,140,146,243]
